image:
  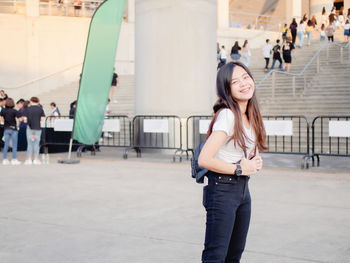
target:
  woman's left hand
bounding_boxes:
[251,148,263,171]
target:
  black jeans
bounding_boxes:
[271,57,283,69]
[202,171,251,263]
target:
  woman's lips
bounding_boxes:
[240,87,250,93]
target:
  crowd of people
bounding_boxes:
[0,90,65,165]
[0,71,118,165]
[217,6,350,72]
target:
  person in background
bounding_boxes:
[262,39,272,71]
[109,70,119,103]
[17,99,29,151]
[1,98,22,165]
[0,98,5,113]
[297,20,305,47]
[282,36,295,73]
[241,40,251,67]
[326,23,335,42]
[69,100,77,119]
[305,20,314,46]
[347,8,350,20]
[311,15,318,28]
[289,18,298,44]
[50,102,61,117]
[218,45,227,70]
[330,6,336,15]
[343,19,350,42]
[302,13,308,22]
[281,23,288,43]
[105,99,111,117]
[321,7,328,26]
[319,24,326,41]
[0,90,7,99]
[73,0,82,16]
[24,97,45,165]
[338,8,345,25]
[230,41,241,62]
[271,39,283,70]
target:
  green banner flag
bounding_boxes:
[73,0,126,145]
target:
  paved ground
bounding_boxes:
[0,149,350,263]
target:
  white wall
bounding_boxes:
[0,14,134,97]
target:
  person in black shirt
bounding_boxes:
[270,39,283,70]
[109,69,119,103]
[230,41,241,62]
[282,37,295,73]
[69,100,77,119]
[0,98,23,165]
[24,97,45,165]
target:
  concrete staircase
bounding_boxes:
[37,75,135,117]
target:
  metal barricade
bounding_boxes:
[124,115,184,162]
[311,116,350,167]
[263,116,311,168]
[42,115,131,157]
[185,115,311,168]
[186,115,212,158]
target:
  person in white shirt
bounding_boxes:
[50,102,60,117]
[297,20,306,47]
[217,45,227,70]
[241,40,251,67]
[262,39,272,71]
[199,62,266,262]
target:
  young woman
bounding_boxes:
[319,24,326,41]
[305,20,314,46]
[0,98,22,165]
[289,18,298,45]
[241,40,250,67]
[297,20,305,47]
[282,36,295,73]
[230,41,241,62]
[321,7,328,26]
[199,62,267,263]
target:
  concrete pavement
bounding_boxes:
[0,149,350,263]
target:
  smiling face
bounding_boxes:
[230,66,255,102]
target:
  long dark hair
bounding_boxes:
[206,62,267,152]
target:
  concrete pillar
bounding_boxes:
[26,0,40,17]
[135,0,217,116]
[286,0,302,20]
[310,0,333,23]
[127,0,135,23]
[217,0,229,29]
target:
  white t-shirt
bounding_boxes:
[262,44,272,58]
[212,109,255,164]
[220,49,227,59]
[297,23,306,32]
[343,23,350,30]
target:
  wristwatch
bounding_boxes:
[234,164,242,176]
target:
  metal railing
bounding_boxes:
[256,41,350,97]
[311,116,350,167]
[185,115,212,157]
[41,115,131,156]
[124,115,184,162]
